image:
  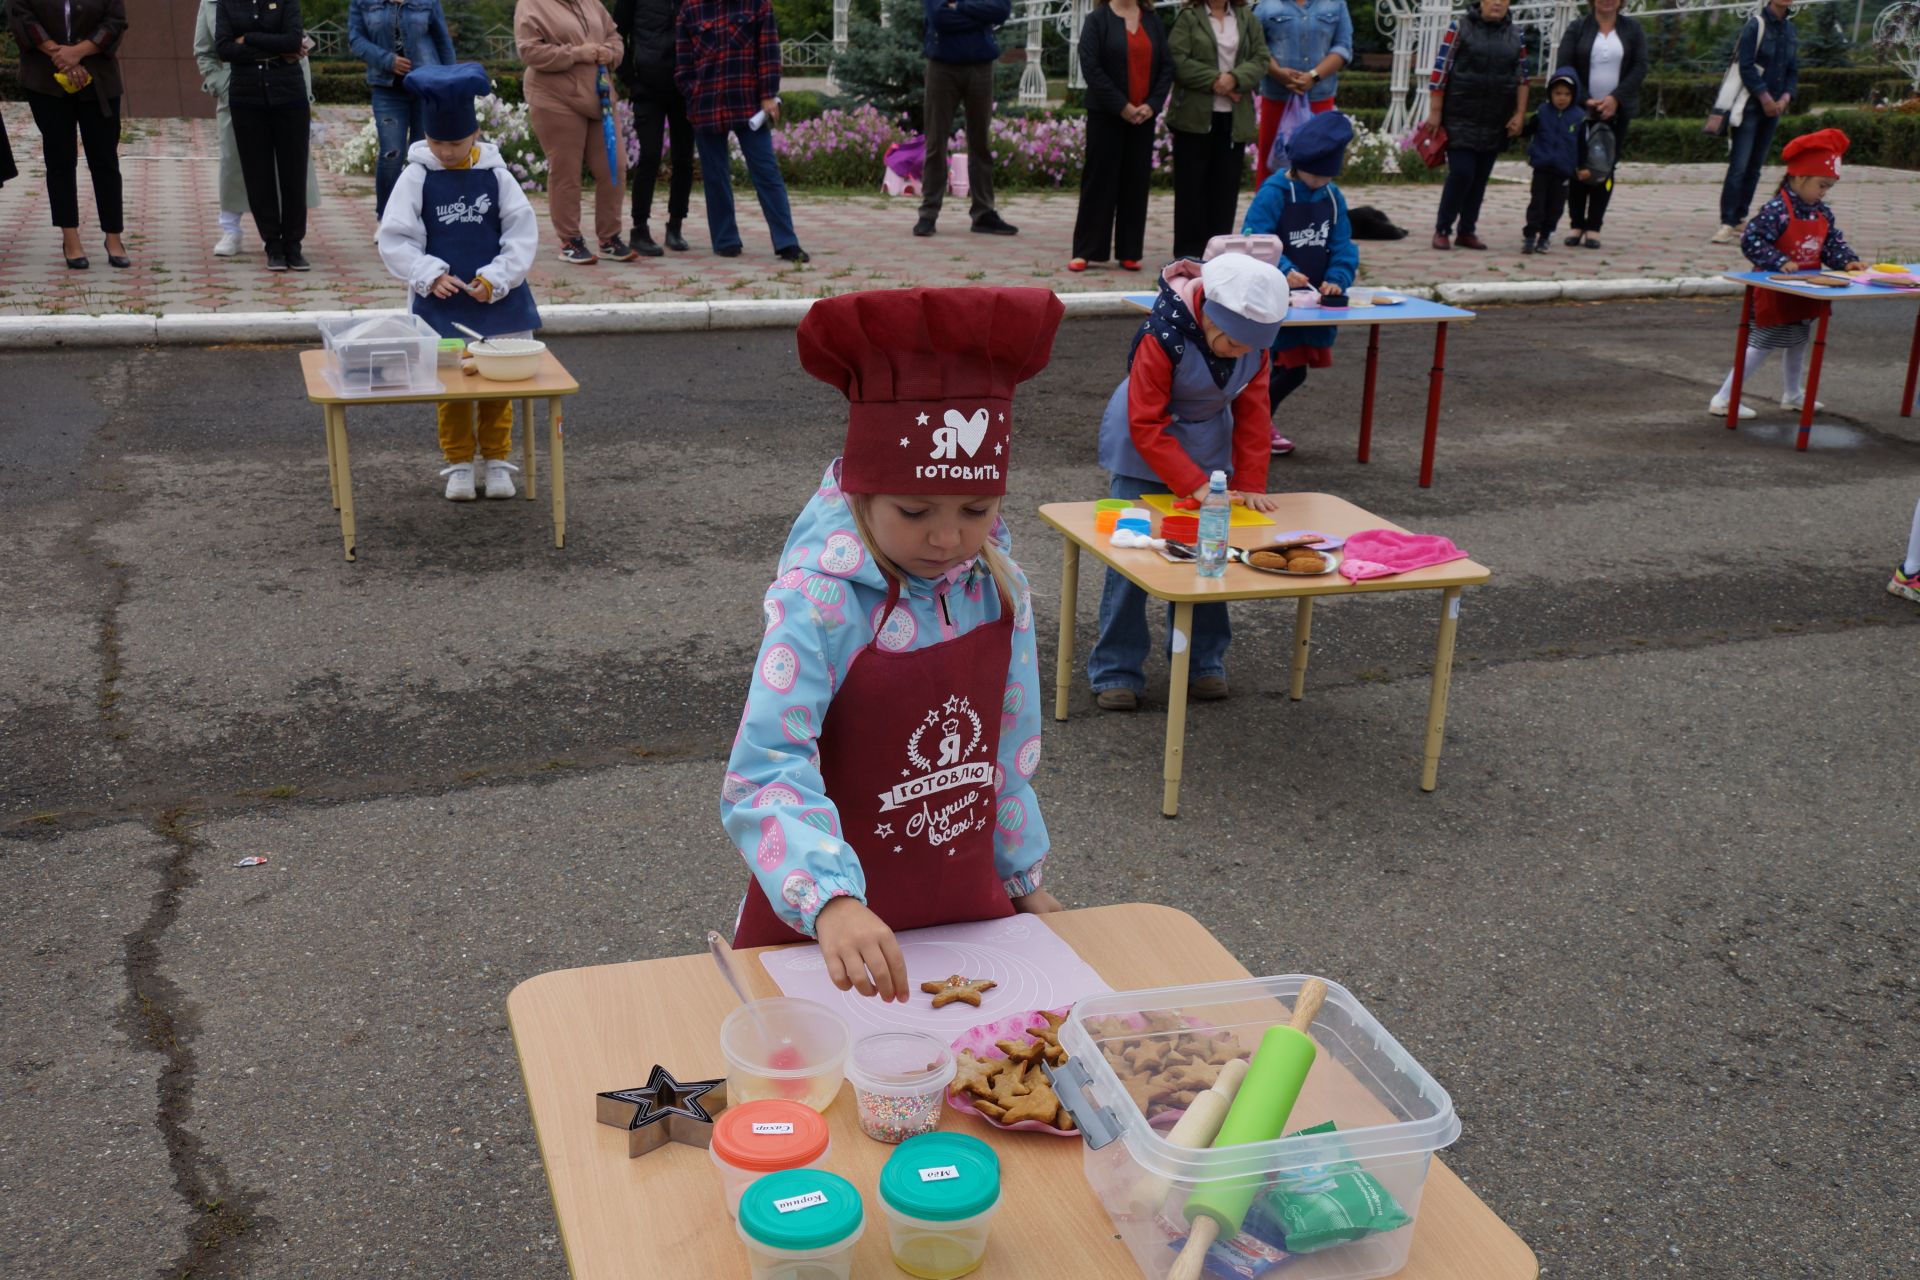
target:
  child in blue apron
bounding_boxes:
[1241,110,1358,457]
[1089,252,1290,712]
[723,287,1067,1002]
[375,62,541,501]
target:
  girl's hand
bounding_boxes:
[1011,889,1063,914]
[467,275,495,302]
[430,273,468,298]
[1239,491,1282,513]
[1286,270,1310,288]
[813,897,910,1001]
[1319,280,1343,296]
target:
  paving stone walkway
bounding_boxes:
[1,103,1914,317]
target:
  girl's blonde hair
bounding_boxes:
[846,494,1024,615]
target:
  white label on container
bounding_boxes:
[752,1123,796,1135]
[1448,596,1461,620]
[918,1165,961,1183]
[774,1191,829,1214]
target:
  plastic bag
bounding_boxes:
[1264,93,1313,174]
[1244,1122,1412,1253]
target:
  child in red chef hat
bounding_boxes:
[721,287,1067,1002]
[1709,127,1866,419]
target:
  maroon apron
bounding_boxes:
[733,579,1017,947]
[1754,201,1833,328]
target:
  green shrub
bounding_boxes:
[1623,109,1920,169]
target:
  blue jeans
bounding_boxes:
[372,84,425,219]
[1720,110,1779,228]
[1088,474,1232,694]
[1435,147,1499,237]
[694,123,798,254]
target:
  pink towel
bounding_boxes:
[1338,529,1468,581]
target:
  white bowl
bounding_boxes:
[467,337,546,381]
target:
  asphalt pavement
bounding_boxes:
[2,299,1917,1279]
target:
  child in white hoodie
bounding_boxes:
[376,63,541,501]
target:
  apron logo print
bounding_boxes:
[876,697,991,845]
[435,192,493,226]
[1287,222,1330,251]
[932,408,990,460]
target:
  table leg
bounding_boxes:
[1420,587,1463,792]
[1054,537,1080,723]
[521,397,537,500]
[333,408,357,563]
[1357,324,1381,464]
[1162,601,1194,818]
[1419,322,1448,488]
[1797,304,1830,452]
[548,398,566,549]
[1727,286,1754,430]
[1903,306,1920,419]
[1290,597,1313,701]
[323,405,340,510]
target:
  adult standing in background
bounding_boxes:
[349,0,456,218]
[516,0,637,264]
[914,0,1018,238]
[217,0,312,271]
[1425,0,1527,252]
[1166,0,1268,260]
[615,0,693,254]
[1714,0,1798,244]
[195,0,321,257]
[1250,0,1350,188]
[1070,0,1171,272]
[5,0,129,269]
[1554,0,1645,249]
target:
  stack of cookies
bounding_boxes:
[1084,1013,1245,1121]
[1247,536,1329,575]
[951,1012,1076,1131]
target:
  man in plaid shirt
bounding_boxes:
[677,0,809,261]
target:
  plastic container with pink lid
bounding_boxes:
[709,1099,834,1217]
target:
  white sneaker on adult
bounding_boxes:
[1780,394,1825,412]
[1709,224,1738,245]
[1708,396,1756,420]
[214,231,243,257]
[441,462,477,501]
[482,458,520,499]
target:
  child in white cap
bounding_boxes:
[1089,252,1290,711]
[376,62,541,501]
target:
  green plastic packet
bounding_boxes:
[1246,1121,1412,1253]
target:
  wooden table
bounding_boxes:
[1040,495,1490,817]
[507,904,1537,1280]
[298,348,580,561]
[1720,266,1920,450]
[1123,292,1477,487]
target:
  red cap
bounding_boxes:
[1782,128,1850,178]
[796,287,1065,495]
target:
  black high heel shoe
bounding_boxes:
[104,237,131,269]
[64,238,89,270]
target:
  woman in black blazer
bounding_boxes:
[1071,0,1173,271]
[1553,0,1645,248]
[216,0,312,271]
[6,0,130,268]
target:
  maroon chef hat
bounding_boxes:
[796,287,1066,495]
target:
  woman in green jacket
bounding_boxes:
[1166,0,1267,259]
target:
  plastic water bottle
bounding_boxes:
[1197,470,1230,579]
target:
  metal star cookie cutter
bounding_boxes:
[595,1064,728,1158]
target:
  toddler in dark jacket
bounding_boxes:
[1521,68,1587,254]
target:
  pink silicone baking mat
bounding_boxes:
[758,915,1111,1041]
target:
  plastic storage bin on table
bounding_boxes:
[710,1099,833,1217]
[878,1132,1003,1278]
[735,1168,866,1280]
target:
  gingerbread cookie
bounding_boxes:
[922,975,997,1008]
[950,1010,1079,1132]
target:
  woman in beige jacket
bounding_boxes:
[516,0,635,263]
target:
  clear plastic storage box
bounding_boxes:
[1050,975,1460,1280]
[318,313,442,396]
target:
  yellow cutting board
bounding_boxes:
[1139,492,1276,528]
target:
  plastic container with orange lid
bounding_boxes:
[709,1099,834,1217]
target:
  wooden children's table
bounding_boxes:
[1720,266,1920,450]
[1040,495,1489,817]
[507,903,1538,1280]
[297,348,580,561]
[1122,292,1477,487]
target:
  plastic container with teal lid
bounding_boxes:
[877,1132,1003,1279]
[709,1099,834,1217]
[735,1168,865,1280]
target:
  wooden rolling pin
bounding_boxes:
[1166,979,1326,1280]
[1124,1057,1251,1218]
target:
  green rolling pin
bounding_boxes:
[1165,978,1327,1280]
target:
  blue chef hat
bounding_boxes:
[403,63,493,142]
[1287,111,1355,179]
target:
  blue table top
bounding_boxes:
[1724,266,1920,302]
[1122,292,1473,326]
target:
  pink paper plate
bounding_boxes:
[946,1007,1078,1137]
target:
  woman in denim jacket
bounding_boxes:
[1250,0,1350,187]
[349,0,456,216]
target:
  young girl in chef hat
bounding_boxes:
[722,287,1067,1002]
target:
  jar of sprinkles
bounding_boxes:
[845,1031,955,1145]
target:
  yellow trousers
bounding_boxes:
[437,400,512,464]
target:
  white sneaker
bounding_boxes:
[214,231,243,257]
[1710,224,1738,245]
[441,462,477,501]
[1708,397,1756,420]
[1780,394,1825,412]
[481,459,520,499]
